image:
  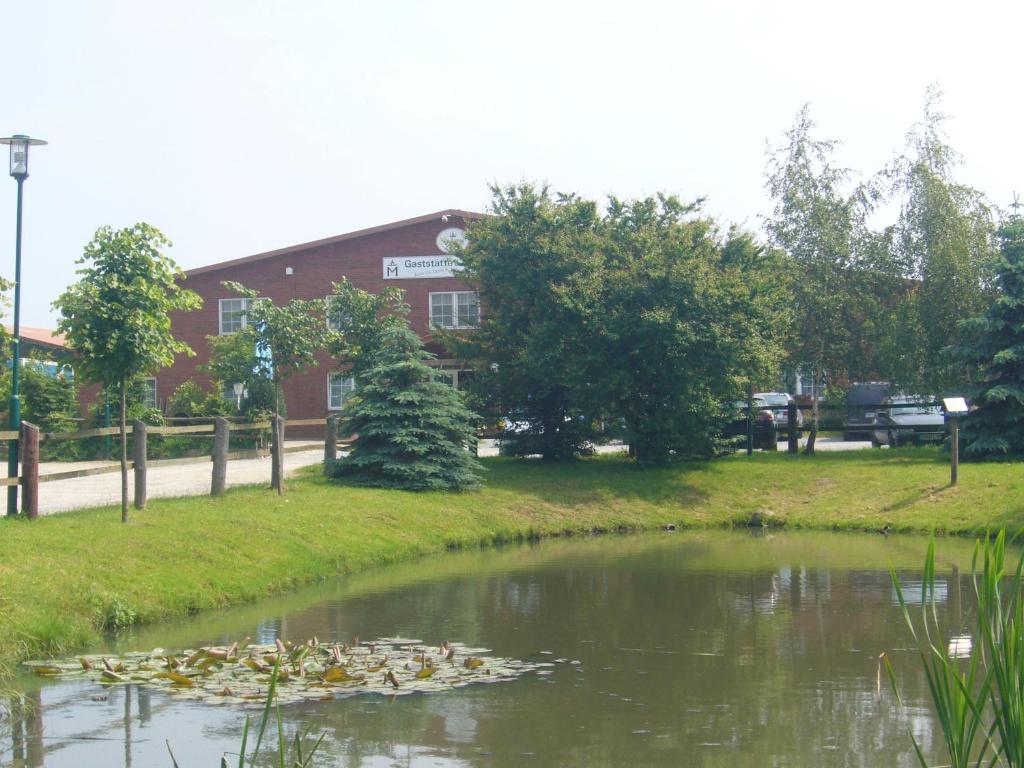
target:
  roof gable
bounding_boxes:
[186,209,482,277]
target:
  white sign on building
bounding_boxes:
[382,256,464,280]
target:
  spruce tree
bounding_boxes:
[329,322,483,490]
[954,212,1024,457]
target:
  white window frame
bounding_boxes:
[429,291,480,330]
[219,297,254,335]
[325,295,350,332]
[434,368,472,389]
[795,369,826,402]
[328,373,356,410]
[142,378,157,409]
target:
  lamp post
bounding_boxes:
[232,381,248,413]
[0,134,47,516]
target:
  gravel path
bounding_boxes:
[29,443,326,516]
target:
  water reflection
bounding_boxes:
[2,531,983,767]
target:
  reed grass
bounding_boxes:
[886,531,1024,767]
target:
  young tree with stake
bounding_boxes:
[54,224,201,522]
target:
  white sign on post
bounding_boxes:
[382,256,463,280]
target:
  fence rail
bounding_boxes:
[5,416,344,519]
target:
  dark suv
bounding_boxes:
[842,382,891,441]
[870,396,946,447]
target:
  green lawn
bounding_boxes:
[1,447,1022,672]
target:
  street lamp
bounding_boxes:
[0,134,47,516]
[232,381,248,412]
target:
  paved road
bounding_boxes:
[31,444,326,516]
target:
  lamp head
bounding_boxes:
[0,135,48,179]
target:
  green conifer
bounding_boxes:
[329,323,483,490]
[954,212,1024,457]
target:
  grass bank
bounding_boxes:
[2,448,1023,671]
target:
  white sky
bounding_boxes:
[2,0,1022,328]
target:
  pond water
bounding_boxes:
[3,530,981,767]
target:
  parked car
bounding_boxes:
[722,397,777,450]
[870,396,946,447]
[754,392,803,437]
[843,382,891,441]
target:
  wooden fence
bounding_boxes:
[4,416,347,519]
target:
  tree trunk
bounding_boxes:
[270,379,283,494]
[120,378,129,522]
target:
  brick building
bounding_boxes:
[153,209,482,430]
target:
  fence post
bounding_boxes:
[21,421,38,520]
[212,417,230,496]
[271,415,285,495]
[787,402,799,454]
[950,416,960,486]
[324,415,337,467]
[746,386,754,456]
[133,419,147,510]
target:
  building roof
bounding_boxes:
[186,208,483,277]
[3,325,67,349]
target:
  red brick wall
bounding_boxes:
[146,213,477,437]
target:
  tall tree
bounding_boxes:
[54,224,201,521]
[218,282,329,494]
[952,209,1024,458]
[765,105,861,451]
[451,184,604,459]
[597,197,790,465]
[887,85,997,394]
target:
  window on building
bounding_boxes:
[219,298,254,335]
[325,295,351,332]
[142,378,157,409]
[434,368,474,389]
[429,292,480,329]
[795,369,826,401]
[328,374,356,410]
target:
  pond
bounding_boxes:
[3,530,980,767]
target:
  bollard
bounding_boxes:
[324,415,338,467]
[133,419,147,510]
[212,417,230,496]
[21,421,38,519]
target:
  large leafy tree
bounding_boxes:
[886,86,996,394]
[452,184,605,459]
[218,282,330,494]
[952,211,1024,458]
[596,197,790,465]
[54,224,201,521]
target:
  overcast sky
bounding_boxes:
[2,0,1022,328]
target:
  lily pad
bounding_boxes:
[23,637,558,708]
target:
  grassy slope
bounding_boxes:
[2,448,1023,669]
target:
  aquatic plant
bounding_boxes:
[24,635,554,706]
[168,660,326,767]
[885,531,1024,767]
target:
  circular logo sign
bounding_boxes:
[436,227,467,254]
